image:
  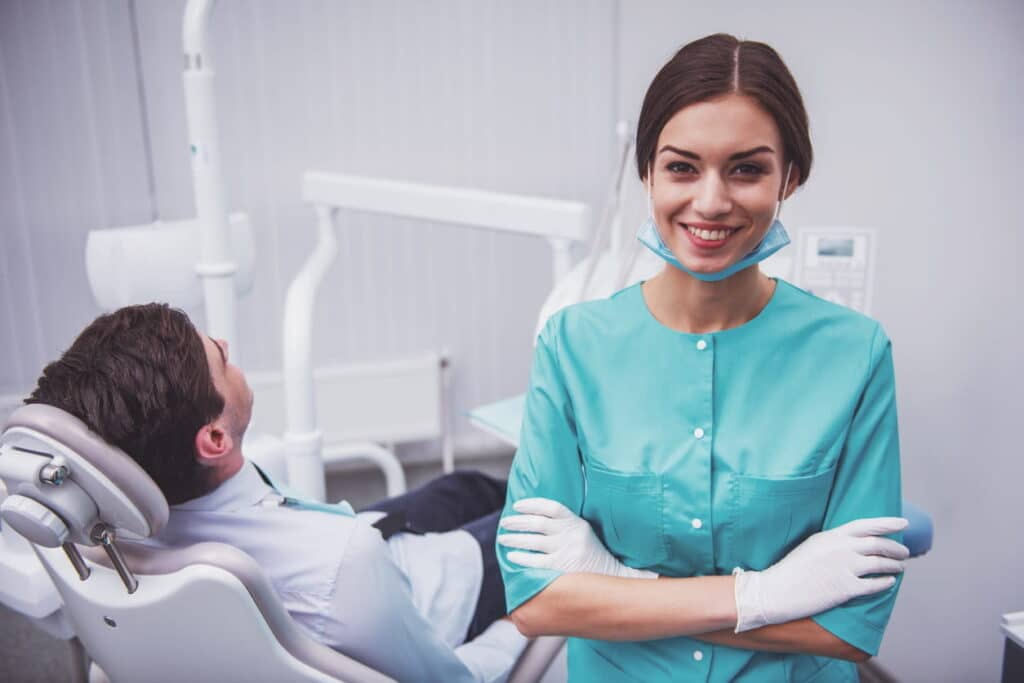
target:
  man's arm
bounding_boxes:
[323,524,526,683]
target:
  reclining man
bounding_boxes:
[26,302,527,682]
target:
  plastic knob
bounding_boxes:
[0,495,69,547]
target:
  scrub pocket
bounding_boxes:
[572,641,648,683]
[789,656,858,683]
[720,465,836,570]
[582,461,667,567]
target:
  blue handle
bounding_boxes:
[902,501,933,558]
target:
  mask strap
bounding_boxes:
[646,162,655,217]
[773,161,794,222]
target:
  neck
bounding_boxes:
[642,265,775,334]
[208,449,245,488]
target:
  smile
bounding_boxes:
[682,223,740,245]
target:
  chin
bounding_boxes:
[673,255,734,276]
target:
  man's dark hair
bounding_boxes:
[27,303,225,504]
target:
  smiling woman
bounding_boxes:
[644,97,795,276]
[497,33,906,683]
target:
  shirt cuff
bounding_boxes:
[455,619,529,683]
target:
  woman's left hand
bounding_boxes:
[498,497,658,579]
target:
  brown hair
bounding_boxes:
[27,303,225,505]
[636,33,812,185]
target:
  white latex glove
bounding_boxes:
[498,497,658,579]
[734,517,910,633]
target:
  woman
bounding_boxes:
[496,34,906,682]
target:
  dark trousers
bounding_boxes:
[365,471,507,641]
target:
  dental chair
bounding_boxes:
[0,404,563,683]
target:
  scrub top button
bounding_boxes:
[694,427,705,439]
[691,518,703,529]
[696,339,707,351]
[693,650,704,662]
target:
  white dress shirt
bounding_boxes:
[147,460,526,682]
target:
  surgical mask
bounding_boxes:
[637,162,793,282]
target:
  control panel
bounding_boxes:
[793,227,877,315]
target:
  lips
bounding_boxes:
[681,223,740,247]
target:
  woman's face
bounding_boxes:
[647,93,796,278]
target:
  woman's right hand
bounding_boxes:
[498,497,658,579]
[733,517,909,633]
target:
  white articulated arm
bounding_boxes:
[322,442,407,499]
[183,0,214,59]
[183,0,238,351]
[282,205,339,501]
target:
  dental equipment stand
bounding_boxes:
[3,0,248,653]
[282,171,590,501]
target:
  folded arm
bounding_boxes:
[501,499,904,660]
[510,572,736,641]
[693,620,870,662]
[513,574,868,661]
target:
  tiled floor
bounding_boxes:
[0,604,76,682]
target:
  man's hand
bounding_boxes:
[498,498,658,579]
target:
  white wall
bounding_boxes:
[2,1,1021,681]
[0,0,617,445]
[617,2,1022,681]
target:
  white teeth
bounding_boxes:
[687,225,732,241]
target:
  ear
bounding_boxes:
[194,419,234,466]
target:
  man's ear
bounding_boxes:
[195,420,234,466]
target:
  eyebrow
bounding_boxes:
[658,145,776,161]
[208,335,226,368]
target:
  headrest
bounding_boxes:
[0,404,169,541]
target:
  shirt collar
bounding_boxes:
[173,460,272,512]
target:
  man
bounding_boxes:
[27,303,526,682]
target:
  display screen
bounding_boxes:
[817,238,854,257]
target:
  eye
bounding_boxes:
[732,163,766,177]
[666,161,697,175]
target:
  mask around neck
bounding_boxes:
[637,217,791,282]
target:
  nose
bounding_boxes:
[691,175,732,218]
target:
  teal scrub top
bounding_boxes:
[498,280,903,683]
